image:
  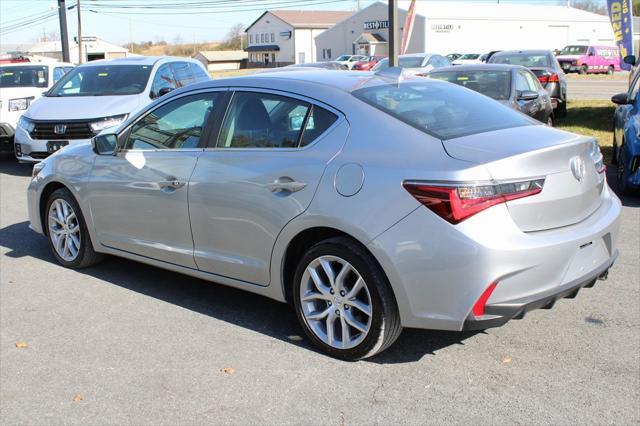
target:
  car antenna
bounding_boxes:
[374,66,404,86]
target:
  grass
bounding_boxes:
[555,99,616,163]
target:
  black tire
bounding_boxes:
[612,132,619,165]
[617,150,633,196]
[607,65,615,75]
[579,65,588,75]
[556,100,567,118]
[292,237,402,360]
[45,188,104,268]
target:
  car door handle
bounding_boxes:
[266,177,307,193]
[158,178,186,191]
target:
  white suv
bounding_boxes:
[0,61,74,154]
[14,56,209,162]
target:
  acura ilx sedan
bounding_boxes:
[27,70,620,360]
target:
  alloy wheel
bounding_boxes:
[48,199,81,262]
[299,255,373,350]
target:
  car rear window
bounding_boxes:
[352,80,532,140]
[429,70,511,100]
[490,53,551,68]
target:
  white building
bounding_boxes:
[193,50,248,71]
[315,1,618,59]
[27,37,129,63]
[244,10,352,67]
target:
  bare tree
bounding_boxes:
[218,24,245,50]
[571,0,608,15]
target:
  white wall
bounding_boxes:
[246,12,294,64]
[294,28,326,64]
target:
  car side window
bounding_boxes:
[171,62,195,88]
[127,93,219,150]
[515,72,530,95]
[588,47,596,56]
[53,67,68,83]
[217,92,337,148]
[189,62,209,81]
[150,63,176,99]
[523,72,541,91]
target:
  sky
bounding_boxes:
[0,0,608,49]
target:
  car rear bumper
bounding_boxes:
[368,185,621,331]
[462,251,617,330]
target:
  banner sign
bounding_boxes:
[607,0,634,70]
[400,0,417,54]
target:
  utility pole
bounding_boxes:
[388,0,398,67]
[57,0,70,62]
[77,0,83,63]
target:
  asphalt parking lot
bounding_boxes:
[0,157,638,425]
[567,77,629,100]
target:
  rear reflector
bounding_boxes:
[473,282,497,317]
[403,178,545,224]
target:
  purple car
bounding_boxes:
[556,45,621,75]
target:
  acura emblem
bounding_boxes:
[53,124,66,135]
[570,156,586,182]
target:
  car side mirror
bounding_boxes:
[518,90,539,101]
[611,92,630,105]
[91,133,118,155]
[624,55,636,66]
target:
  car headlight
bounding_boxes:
[18,115,35,133]
[90,114,128,132]
[8,97,35,112]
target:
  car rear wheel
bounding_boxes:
[617,149,632,195]
[46,188,103,268]
[293,237,402,360]
[607,65,615,75]
[579,65,588,74]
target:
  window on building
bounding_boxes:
[271,53,276,63]
[249,34,253,44]
[260,34,264,43]
[327,49,332,59]
[271,33,275,42]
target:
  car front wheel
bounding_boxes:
[293,237,402,360]
[46,188,103,268]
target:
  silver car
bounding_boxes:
[27,70,621,360]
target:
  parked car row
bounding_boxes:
[8,56,210,162]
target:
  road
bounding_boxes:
[0,159,638,425]
[567,77,629,100]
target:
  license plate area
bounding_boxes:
[47,140,69,153]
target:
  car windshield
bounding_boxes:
[336,55,351,61]
[560,45,588,55]
[458,54,480,60]
[47,65,152,97]
[490,53,551,68]
[0,65,48,88]
[429,70,512,100]
[352,80,531,139]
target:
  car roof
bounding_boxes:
[76,56,198,68]
[493,50,552,56]
[0,62,74,67]
[431,64,525,72]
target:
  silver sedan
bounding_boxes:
[27,70,621,360]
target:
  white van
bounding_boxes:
[14,56,209,162]
[0,61,74,154]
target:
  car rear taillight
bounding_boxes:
[472,282,498,317]
[403,178,545,224]
[537,73,559,84]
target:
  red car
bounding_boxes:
[353,55,385,71]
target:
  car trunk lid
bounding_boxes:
[442,125,605,231]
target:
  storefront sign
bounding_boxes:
[363,20,389,30]
[431,24,454,33]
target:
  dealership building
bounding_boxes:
[244,10,351,67]
[315,1,621,60]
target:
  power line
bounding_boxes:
[83,0,350,14]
